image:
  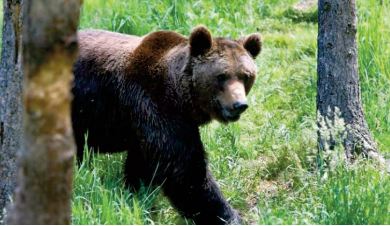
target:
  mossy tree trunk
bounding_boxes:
[317,0,384,163]
[5,0,81,224]
[0,0,23,222]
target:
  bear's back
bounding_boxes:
[77,29,187,76]
[77,29,143,72]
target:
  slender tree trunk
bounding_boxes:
[317,0,384,163]
[0,0,23,222]
[5,0,80,224]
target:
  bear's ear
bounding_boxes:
[239,33,262,59]
[189,26,212,56]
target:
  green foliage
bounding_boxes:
[73,149,153,224]
[256,161,390,225]
[73,147,183,224]
[358,0,390,152]
[318,161,390,224]
[280,6,318,23]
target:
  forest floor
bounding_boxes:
[1,0,389,224]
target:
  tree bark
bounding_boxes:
[5,0,80,224]
[317,0,384,163]
[0,0,23,222]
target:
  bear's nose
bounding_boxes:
[232,101,248,114]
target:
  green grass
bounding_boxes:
[0,0,389,224]
[256,159,390,224]
[358,0,390,152]
[72,148,169,224]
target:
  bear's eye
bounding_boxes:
[243,74,251,83]
[217,74,228,83]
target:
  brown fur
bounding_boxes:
[73,26,262,224]
[78,29,142,72]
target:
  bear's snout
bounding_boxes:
[217,79,248,121]
[233,101,248,114]
[221,100,248,121]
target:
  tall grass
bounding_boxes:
[358,0,390,152]
[256,160,390,224]
[319,161,389,224]
[72,149,169,224]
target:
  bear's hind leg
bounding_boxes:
[124,150,150,192]
[73,127,86,165]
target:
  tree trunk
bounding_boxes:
[317,0,384,163]
[5,0,80,224]
[0,0,23,222]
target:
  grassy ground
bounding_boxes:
[1,0,389,224]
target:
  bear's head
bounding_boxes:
[189,26,261,123]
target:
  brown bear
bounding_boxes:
[72,26,261,224]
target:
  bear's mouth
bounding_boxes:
[221,108,241,122]
[214,100,242,122]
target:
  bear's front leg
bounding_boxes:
[122,87,240,224]
[136,117,240,224]
[163,164,241,224]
